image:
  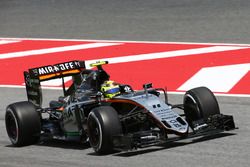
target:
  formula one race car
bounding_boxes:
[5,60,236,154]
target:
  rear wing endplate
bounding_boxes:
[24,60,85,106]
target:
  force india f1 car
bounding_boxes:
[5,60,236,154]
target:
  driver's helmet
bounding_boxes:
[101,80,120,98]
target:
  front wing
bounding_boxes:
[112,114,236,150]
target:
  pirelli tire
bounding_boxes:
[87,106,122,154]
[5,101,41,146]
[183,87,220,127]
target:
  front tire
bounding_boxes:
[87,106,122,154]
[183,87,220,127]
[5,101,41,146]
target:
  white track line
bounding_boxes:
[0,42,122,59]
[178,63,250,92]
[1,37,250,46]
[18,46,249,87]
[32,46,249,87]
[85,46,249,68]
[1,38,249,97]
[0,40,21,45]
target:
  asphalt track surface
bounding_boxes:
[1,0,250,43]
[0,0,250,167]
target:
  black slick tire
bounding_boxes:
[87,106,122,154]
[5,101,41,146]
[183,87,220,126]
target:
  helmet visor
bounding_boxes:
[105,87,120,94]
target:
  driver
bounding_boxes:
[100,80,121,98]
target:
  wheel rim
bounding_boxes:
[184,94,201,122]
[88,113,102,150]
[6,111,19,143]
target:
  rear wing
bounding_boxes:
[24,60,85,106]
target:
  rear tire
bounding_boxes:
[87,106,122,154]
[5,101,41,146]
[183,87,220,127]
